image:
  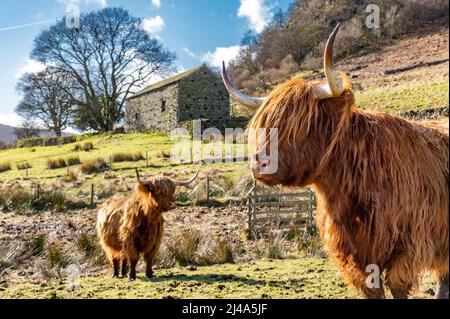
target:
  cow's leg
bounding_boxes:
[435,273,449,299]
[362,282,386,299]
[387,284,411,299]
[144,253,154,279]
[112,257,120,278]
[123,243,139,281]
[385,260,414,299]
[128,258,138,281]
[120,258,128,278]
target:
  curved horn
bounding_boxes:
[313,24,346,100]
[172,170,200,187]
[136,168,143,185]
[221,61,266,109]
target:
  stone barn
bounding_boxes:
[125,64,230,132]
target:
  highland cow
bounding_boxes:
[222,24,449,299]
[96,169,199,280]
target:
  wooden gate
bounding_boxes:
[247,185,316,238]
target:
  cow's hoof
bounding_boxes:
[146,274,154,280]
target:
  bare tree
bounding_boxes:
[16,67,75,137]
[31,7,175,132]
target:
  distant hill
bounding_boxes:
[0,123,17,144]
[0,123,71,144]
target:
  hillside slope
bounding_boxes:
[233,27,449,117]
[0,124,17,144]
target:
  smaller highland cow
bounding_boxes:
[97,169,199,280]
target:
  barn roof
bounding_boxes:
[127,64,209,100]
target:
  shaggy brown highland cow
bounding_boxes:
[222,24,449,299]
[97,169,198,280]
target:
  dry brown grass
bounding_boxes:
[0,162,12,173]
[79,158,108,174]
[167,228,234,266]
[47,158,67,170]
[72,142,94,152]
[16,162,32,170]
[111,152,144,163]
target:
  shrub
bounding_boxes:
[15,135,77,149]
[168,228,234,266]
[30,190,67,212]
[80,158,108,174]
[175,190,194,204]
[62,171,78,183]
[72,142,94,152]
[31,234,46,255]
[154,244,176,269]
[111,152,144,163]
[76,233,98,257]
[0,186,67,213]
[17,162,32,170]
[265,234,288,259]
[0,162,11,173]
[82,142,94,152]
[46,243,68,268]
[66,156,81,167]
[47,158,67,170]
[96,183,118,200]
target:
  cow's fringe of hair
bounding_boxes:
[248,78,353,175]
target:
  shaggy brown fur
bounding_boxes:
[248,78,449,299]
[96,176,176,280]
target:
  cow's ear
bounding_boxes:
[146,182,156,195]
[136,183,148,194]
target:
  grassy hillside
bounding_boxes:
[0,132,249,197]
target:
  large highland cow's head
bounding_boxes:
[222,24,354,187]
[135,169,199,211]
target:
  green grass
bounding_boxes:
[356,78,449,113]
[0,258,436,299]
[0,131,248,185]
[232,76,449,118]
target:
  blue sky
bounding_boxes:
[0,0,291,126]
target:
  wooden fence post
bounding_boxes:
[25,166,29,178]
[247,180,257,239]
[206,174,210,202]
[109,156,112,169]
[36,184,41,198]
[90,184,95,207]
[146,151,149,167]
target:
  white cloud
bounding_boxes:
[182,48,196,59]
[201,46,242,68]
[141,16,165,36]
[0,113,22,127]
[238,0,273,33]
[15,59,46,78]
[151,0,161,8]
[58,0,108,7]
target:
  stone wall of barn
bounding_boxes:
[178,66,230,130]
[125,83,179,132]
[125,65,231,133]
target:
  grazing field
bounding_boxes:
[0,258,437,299]
[0,28,448,300]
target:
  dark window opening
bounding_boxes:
[161,100,167,113]
[135,113,140,122]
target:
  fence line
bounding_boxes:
[247,185,316,238]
